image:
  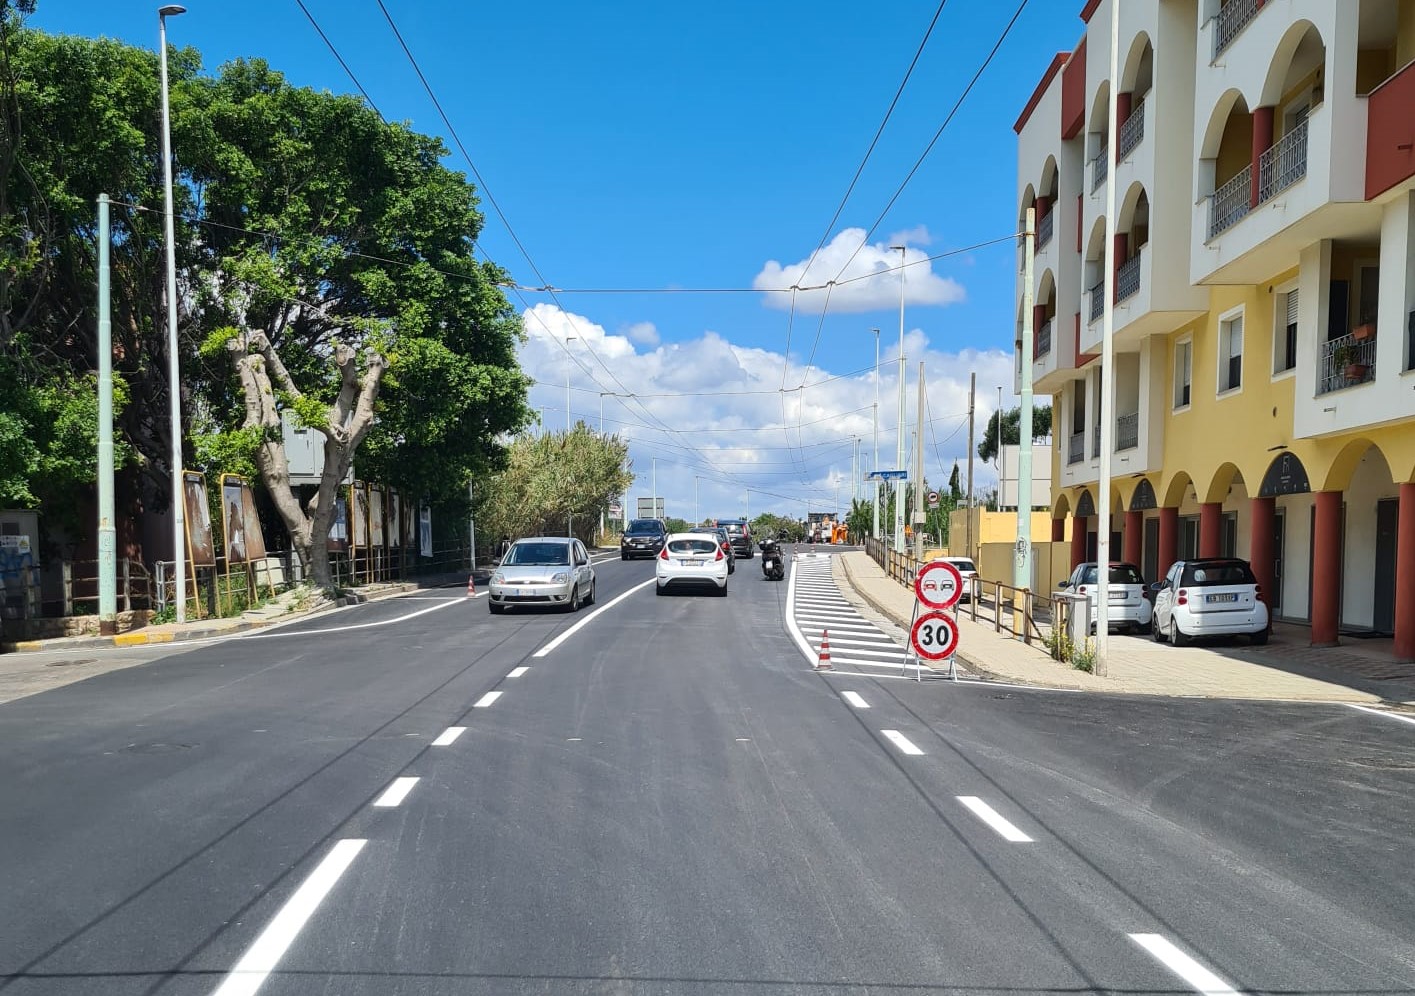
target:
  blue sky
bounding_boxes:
[34,0,1082,518]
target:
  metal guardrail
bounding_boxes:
[1037,209,1054,249]
[1318,330,1377,395]
[1089,280,1105,323]
[1117,412,1140,451]
[1208,164,1252,239]
[1091,145,1109,192]
[1258,118,1308,203]
[1068,430,1085,466]
[1036,320,1052,358]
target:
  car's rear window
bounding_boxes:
[504,542,570,566]
[667,539,718,555]
[721,523,745,535]
[1078,565,1146,585]
[948,559,976,573]
[626,520,662,534]
[1182,561,1255,586]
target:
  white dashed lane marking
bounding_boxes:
[372,777,419,808]
[473,691,502,708]
[957,796,1034,842]
[881,730,925,755]
[841,691,870,709]
[430,727,465,747]
[1128,934,1241,995]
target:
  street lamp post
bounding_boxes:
[565,335,576,432]
[872,327,880,541]
[158,4,187,622]
[889,246,907,551]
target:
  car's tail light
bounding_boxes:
[1254,584,1263,599]
[659,547,669,561]
[714,547,724,561]
[1177,588,1188,606]
[1077,586,1087,596]
[1141,588,1151,601]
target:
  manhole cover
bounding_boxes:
[123,742,196,754]
[46,658,97,667]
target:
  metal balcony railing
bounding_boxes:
[1117,97,1145,160]
[1257,118,1308,203]
[1317,331,1377,395]
[1213,0,1261,59]
[1116,254,1142,303]
[1207,164,1252,239]
[1036,320,1052,358]
[1068,430,1085,466]
[1088,280,1105,323]
[1092,430,1101,459]
[1117,412,1139,451]
[1037,208,1054,249]
[1091,145,1109,192]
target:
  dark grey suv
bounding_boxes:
[717,519,753,559]
[620,518,668,560]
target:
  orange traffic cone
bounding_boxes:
[815,629,833,670]
[466,574,476,597]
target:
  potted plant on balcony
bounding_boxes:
[1333,342,1369,381]
[1351,317,1375,341]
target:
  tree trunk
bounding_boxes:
[308,527,332,590]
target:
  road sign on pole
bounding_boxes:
[867,469,908,481]
[915,559,963,610]
[902,558,963,681]
[910,611,960,661]
[926,490,940,510]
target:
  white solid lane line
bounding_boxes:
[506,666,529,678]
[473,691,502,708]
[532,577,657,658]
[1128,934,1240,995]
[957,796,1034,842]
[810,644,905,660]
[881,730,925,755]
[243,597,467,640]
[782,562,817,664]
[431,726,465,747]
[372,776,420,808]
[1346,703,1415,727]
[210,838,366,996]
[841,690,870,709]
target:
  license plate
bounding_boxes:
[679,559,699,566]
[1207,593,1238,603]
[1109,591,1125,600]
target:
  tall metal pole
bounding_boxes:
[565,335,576,432]
[652,457,657,519]
[997,386,1004,484]
[872,327,881,540]
[158,5,187,623]
[914,361,926,562]
[695,476,700,526]
[1096,4,1121,674]
[965,374,975,563]
[1016,208,1036,592]
[97,194,116,630]
[891,245,907,551]
[599,393,605,434]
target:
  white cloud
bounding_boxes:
[753,228,965,314]
[516,304,1016,521]
[887,225,933,247]
[622,321,660,347]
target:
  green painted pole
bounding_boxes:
[97,194,117,626]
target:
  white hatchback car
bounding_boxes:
[938,557,978,604]
[1058,562,1154,633]
[1151,558,1269,646]
[656,533,729,596]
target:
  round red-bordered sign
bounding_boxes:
[910,610,960,661]
[914,559,964,610]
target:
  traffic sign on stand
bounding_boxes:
[910,611,960,661]
[915,559,963,610]
[926,490,940,509]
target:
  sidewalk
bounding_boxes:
[835,552,1399,704]
[1,570,476,654]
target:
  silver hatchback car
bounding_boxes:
[489,537,596,614]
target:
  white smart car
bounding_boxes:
[655,533,729,596]
[1151,557,1269,646]
[1058,561,1154,634]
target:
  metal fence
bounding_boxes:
[1068,430,1085,466]
[1213,0,1260,58]
[1117,412,1140,451]
[1091,145,1109,192]
[1037,209,1054,249]
[1117,97,1145,159]
[1257,119,1308,203]
[1317,330,1377,395]
[1116,253,1142,303]
[1089,280,1105,323]
[1208,165,1252,239]
[1036,320,1052,359]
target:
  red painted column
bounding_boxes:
[1311,491,1343,647]
[1251,106,1275,209]
[1199,502,1222,558]
[1112,232,1129,298]
[1158,507,1179,580]
[1249,496,1275,625]
[1051,518,1066,543]
[1035,195,1051,216]
[1117,91,1133,126]
[1395,483,1415,661]
[1071,515,1088,570]
[1123,509,1143,566]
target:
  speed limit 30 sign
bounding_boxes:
[910,610,960,661]
[914,559,964,610]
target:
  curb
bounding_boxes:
[0,577,460,654]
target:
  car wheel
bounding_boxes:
[489,601,505,615]
[1250,628,1269,645]
[564,584,581,613]
[1152,613,1167,642]
[621,553,628,561]
[586,580,596,606]
[1171,618,1190,647]
[718,582,728,597]
[655,582,666,596]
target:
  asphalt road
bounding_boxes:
[1,548,1413,994]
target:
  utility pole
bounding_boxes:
[564,335,576,433]
[1016,208,1036,593]
[97,194,116,633]
[468,480,477,568]
[695,476,700,526]
[652,457,657,519]
[891,245,907,552]
[914,361,926,562]
[965,374,975,563]
[159,5,187,622]
[1095,3,1121,675]
[872,327,881,541]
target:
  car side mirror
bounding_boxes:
[1056,580,1069,589]
[1150,581,1165,592]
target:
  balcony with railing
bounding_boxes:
[1091,145,1109,193]
[1257,118,1308,203]
[1091,430,1101,460]
[1088,280,1105,323]
[1117,97,1145,160]
[1212,0,1261,59]
[1036,319,1052,359]
[1207,165,1252,239]
[1317,331,1377,395]
[1116,412,1139,451]
[1115,254,1141,303]
[1037,208,1054,250]
[1068,430,1085,466]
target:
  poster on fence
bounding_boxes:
[369,487,385,548]
[328,491,349,552]
[240,480,268,562]
[351,482,368,552]
[388,491,402,548]
[221,475,249,566]
[183,471,217,568]
[419,504,433,558]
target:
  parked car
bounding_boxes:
[620,518,668,560]
[716,518,753,559]
[688,526,735,574]
[1151,557,1269,646]
[656,532,729,596]
[937,557,978,604]
[1058,561,1153,634]
[489,537,595,614]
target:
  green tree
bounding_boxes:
[845,498,873,543]
[978,404,1053,465]
[750,512,802,543]
[948,462,962,501]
